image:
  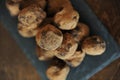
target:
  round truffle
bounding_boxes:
[36,46,56,61]
[71,22,90,42]
[65,51,85,67]
[18,24,39,38]
[55,33,78,60]
[46,58,70,80]
[82,36,106,56]
[54,8,79,30]
[18,4,46,28]
[6,0,21,16]
[36,24,63,50]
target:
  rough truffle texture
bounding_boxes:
[36,46,56,61]
[18,4,46,28]
[18,27,39,38]
[6,0,21,16]
[65,51,85,67]
[55,33,78,60]
[71,23,90,42]
[82,36,106,56]
[54,8,79,30]
[46,58,70,80]
[36,24,63,50]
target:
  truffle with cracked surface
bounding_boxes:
[36,24,63,50]
[18,4,46,28]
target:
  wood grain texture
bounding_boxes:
[0,24,41,80]
[89,58,120,80]
[87,0,120,80]
[87,0,120,44]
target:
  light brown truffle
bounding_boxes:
[18,22,38,31]
[36,46,56,61]
[46,58,70,80]
[18,24,39,38]
[82,36,106,56]
[6,0,21,16]
[71,23,90,42]
[54,8,79,30]
[18,4,46,29]
[55,33,78,60]
[47,0,73,16]
[6,0,46,16]
[65,51,85,67]
[36,24,63,50]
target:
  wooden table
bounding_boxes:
[87,0,120,79]
[0,0,120,80]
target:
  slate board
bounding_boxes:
[0,0,120,80]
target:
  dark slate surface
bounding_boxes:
[0,0,120,80]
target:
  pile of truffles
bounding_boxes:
[6,0,106,80]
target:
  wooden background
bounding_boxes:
[0,0,120,80]
[87,0,120,79]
